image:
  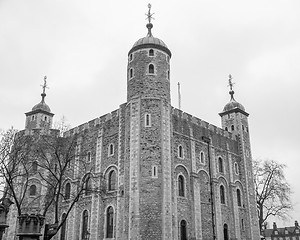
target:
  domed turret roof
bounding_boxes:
[133,33,168,49]
[128,5,171,56]
[223,98,245,112]
[32,99,51,112]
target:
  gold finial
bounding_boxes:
[146,3,155,23]
[40,76,49,102]
[228,74,235,100]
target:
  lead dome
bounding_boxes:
[128,21,171,57]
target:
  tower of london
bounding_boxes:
[5,5,260,240]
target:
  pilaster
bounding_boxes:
[128,99,141,240]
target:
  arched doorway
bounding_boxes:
[223,223,229,240]
[180,220,187,240]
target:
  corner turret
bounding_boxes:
[25,76,54,134]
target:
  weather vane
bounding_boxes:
[41,75,49,96]
[228,74,235,91]
[41,76,48,94]
[146,3,155,23]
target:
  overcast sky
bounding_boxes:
[1,0,299,227]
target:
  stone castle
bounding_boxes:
[5,5,260,240]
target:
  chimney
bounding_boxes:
[273,222,277,230]
[295,221,299,227]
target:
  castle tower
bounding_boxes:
[219,75,260,240]
[25,76,54,134]
[125,4,173,239]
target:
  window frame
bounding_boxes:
[180,220,187,240]
[81,210,89,240]
[29,184,37,196]
[108,170,116,192]
[149,49,154,56]
[234,162,239,175]
[237,188,242,207]
[65,182,71,200]
[129,68,134,79]
[106,206,114,238]
[200,151,205,164]
[218,157,224,173]
[152,165,158,178]
[178,145,184,159]
[178,175,185,197]
[87,151,91,162]
[60,213,67,240]
[108,143,114,157]
[148,64,155,74]
[220,185,226,204]
[145,113,151,127]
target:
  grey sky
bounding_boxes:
[1,0,299,227]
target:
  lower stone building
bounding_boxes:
[5,5,260,240]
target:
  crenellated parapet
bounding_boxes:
[172,107,236,141]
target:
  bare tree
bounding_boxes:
[0,128,35,215]
[254,159,293,231]
[0,128,103,240]
[35,134,103,240]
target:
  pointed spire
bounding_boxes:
[145,3,154,37]
[228,74,235,101]
[40,76,49,103]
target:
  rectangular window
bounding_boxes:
[152,165,158,178]
[87,152,91,162]
[145,113,151,127]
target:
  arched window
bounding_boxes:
[223,223,229,240]
[106,206,114,238]
[234,162,239,175]
[200,152,205,164]
[218,157,224,173]
[60,213,67,240]
[220,185,225,204]
[129,68,134,78]
[237,189,242,207]
[178,175,185,197]
[84,175,91,196]
[129,53,133,62]
[81,210,89,240]
[241,219,245,230]
[178,145,184,159]
[145,113,151,127]
[149,49,154,56]
[65,182,71,200]
[180,220,187,240]
[148,64,154,74]
[231,125,235,131]
[108,170,116,191]
[166,55,170,63]
[32,161,38,172]
[225,127,228,131]
[29,185,36,196]
[108,143,114,156]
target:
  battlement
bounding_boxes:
[22,128,60,137]
[64,106,122,137]
[172,107,234,141]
